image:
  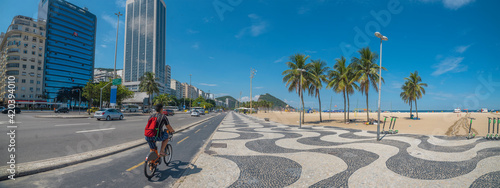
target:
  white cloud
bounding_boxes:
[102,14,124,29]
[241,95,260,102]
[199,83,217,87]
[255,86,264,89]
[192,42,200,49]
[100,44,107,48]
[391,81,403,89]
[209,56,214,59]
[432,57,468,76]
[420,0,475,10]
[305,50,317,54]
[115,0,126,8]
[235,14,268,38]
[443,0,475,9]
[274,56,287,63]
[455,45,471,53]
[187,29,199,34]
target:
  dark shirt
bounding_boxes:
[149,113,170,136]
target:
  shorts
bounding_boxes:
[145,130,169,150]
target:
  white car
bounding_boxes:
[191,110,200,117]
[94,108,124,121]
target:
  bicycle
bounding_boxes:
[144,132,173,179]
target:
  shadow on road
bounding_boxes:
[148,160,202,182]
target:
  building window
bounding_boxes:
[22,64,27,68]
[21,87,25,91]
[22,79,26,83]
[25,28,29,32]
[39,47,42,51]
[7,71,19,75]
[38,67,41,70]
[30,87,33,91]
[30,80,34,83]
[32,37,37,42]
[33,29,37,33]
[33,23,37,27]
[21,95,25,98]
[24,35,29,40]
[22,72,26,76]
[22,57,27,61]
[40,39,43,43]
[29,94,33,98]
[36,81,40,84]
[38,53,42,57]
[30,72,35,77]
[23,50,27,54]
[32,44,36,49]
[24,43,28,48]
[36,88,40,91]
[37,74,41,78]
[31,65,35,69]
[32,51,36,55]
[7,63,19,68]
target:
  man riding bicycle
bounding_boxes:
[145,104,175,157]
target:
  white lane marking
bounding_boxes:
[0,121,22,124]
[76,128,115,133]
[55,123,90,127]
[125,119,143,122]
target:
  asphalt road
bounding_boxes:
[0,111,219,164]
[0,112,227,187]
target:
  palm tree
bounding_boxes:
[307,59,329,122]
[352,47,386,122]
[154,94,170,105]
[400,81,413,117]
[345,63,359,122]
[405,71,427,119]
[327,56,349,123]
[139,72,160,111]
[282,53,311,124]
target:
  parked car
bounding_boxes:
[162,109,175,116]
[94,108,124,121]
[2,107,21,114]
[55,107,69,113]
[121,104,139,113]
[0,107,5,112]
[87,107,100,114]
[191,110,200,117]
[197,109,205,115]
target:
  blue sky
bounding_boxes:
[2,0,499,110]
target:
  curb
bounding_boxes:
[173,112,229,188]
[0,113,221,181]
[34,113,149,119]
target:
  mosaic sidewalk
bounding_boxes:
[178,112,500,188]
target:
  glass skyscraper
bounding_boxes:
[123,0,166,93]
[38,0,96,100]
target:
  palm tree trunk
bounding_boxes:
[301,89,305,124]
[347,92,350,122]
[410,100,413,118]
[366,91,370,122]
[343,90,346,123]
[318,89,322,122]
[415,100,418,119]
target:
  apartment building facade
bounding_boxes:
[0,15,47,102]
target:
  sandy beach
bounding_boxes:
[251,111,500,137]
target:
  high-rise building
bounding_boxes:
[0,15,46,102]
[170,79,181,99]
[38,0,97,101]
[123,0,166,93]
[165,65,171,94]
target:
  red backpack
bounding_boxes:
[144,115,160,137]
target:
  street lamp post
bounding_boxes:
[250,68,256,112]
[374,31,388,141]
[189,74,192,110]
[113,12,122,79]
[100,82,112,109]
[297,68,306,128]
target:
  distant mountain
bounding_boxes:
[216,96,237,108]
[258,93,291,109]
[95,68,121,72]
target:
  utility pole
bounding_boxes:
[189,74,192,110]
[113,12,122,79]
[250,68,256,111]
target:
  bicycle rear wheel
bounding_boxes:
[144,160,157,179]
[163,144,173,166]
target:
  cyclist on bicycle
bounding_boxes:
[145,104,175,157]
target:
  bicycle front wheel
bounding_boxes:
[163,144,173,166]
[144,160,156,179]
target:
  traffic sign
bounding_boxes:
[112,78,121,85]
